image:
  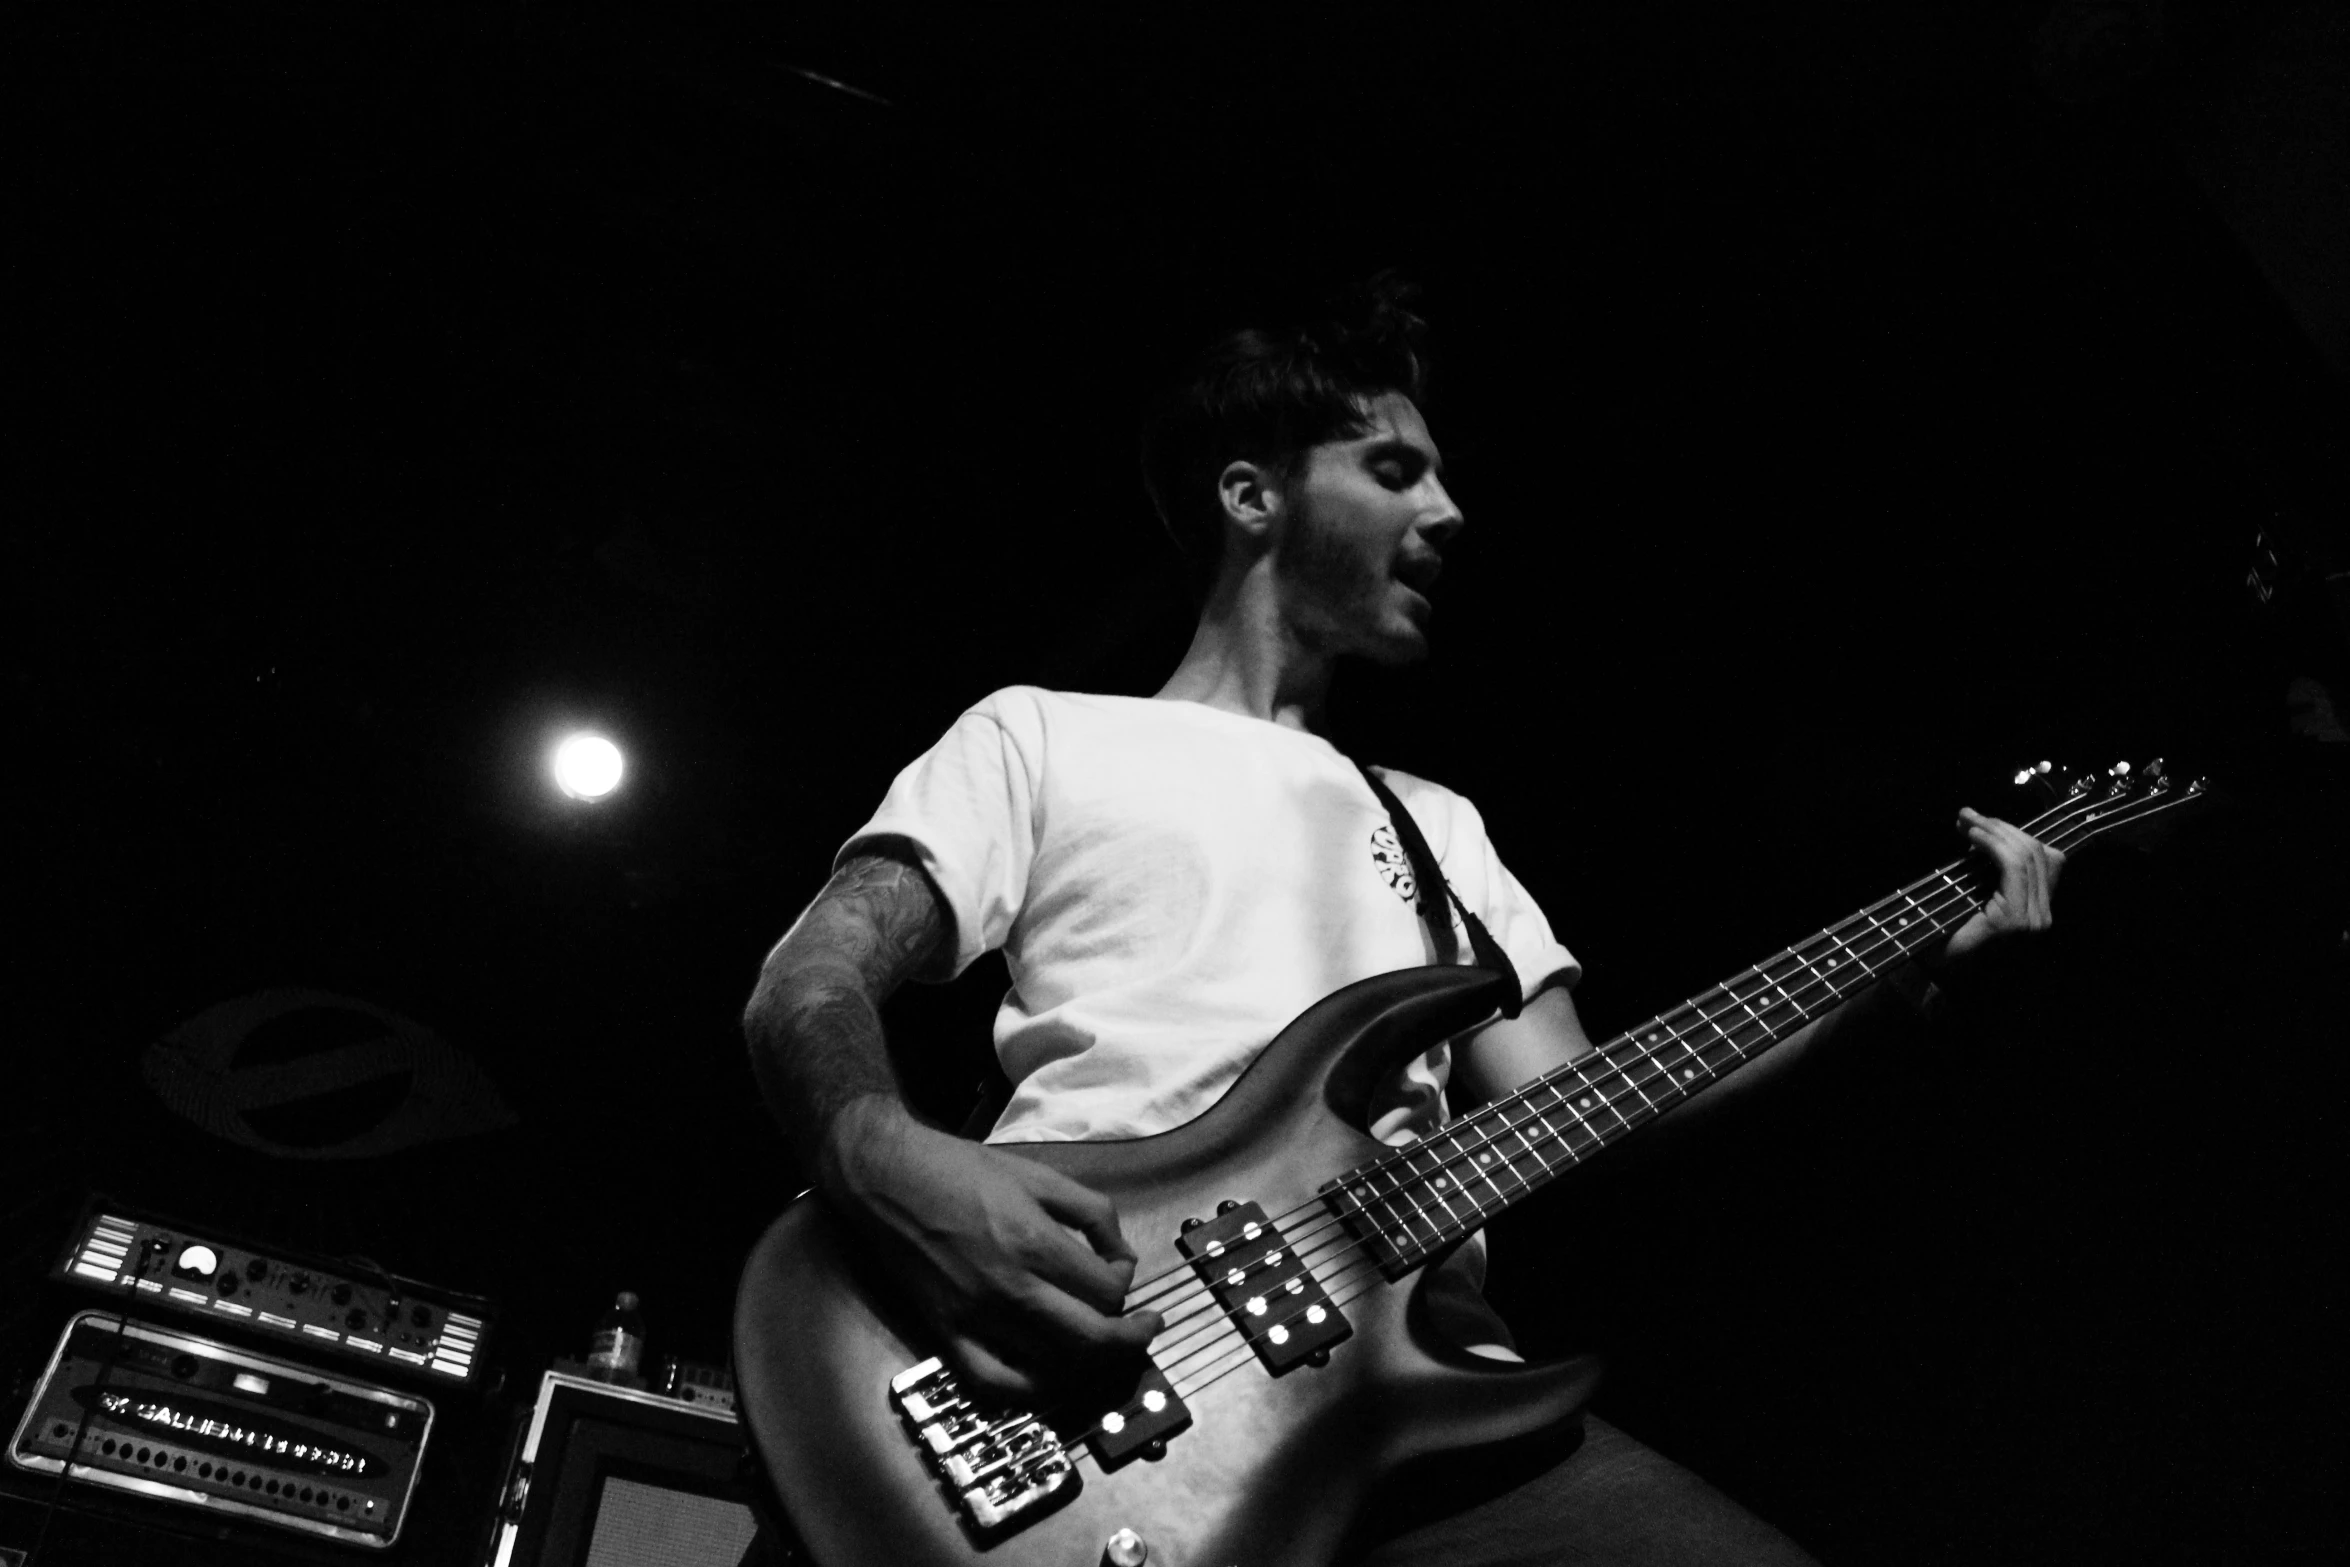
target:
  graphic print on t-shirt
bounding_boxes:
[1369,822,1418,903]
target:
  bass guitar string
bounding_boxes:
[1149,783,2178,1405]
[1245,780,2165,1282]
[1036,784,2154,1458]
[1126,849,1995,1334]
[1117,778,2120,1322]
[1137,866,1996,1383]
[1159,856,2030,1400]
[1131,860,1991,1365]
[1056,785,2179,1471]
[1134,783,2150,1382]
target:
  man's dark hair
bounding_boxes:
[1139,274,1429,598]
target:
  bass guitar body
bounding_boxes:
[733,966,1602,1567]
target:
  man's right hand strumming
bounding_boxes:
[819,1095,1162,1401]
[745,847,1159,1402]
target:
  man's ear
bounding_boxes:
[1216,459,1283,543]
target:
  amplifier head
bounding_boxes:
[8,1312,434,1550]
[53,1199,492,1392]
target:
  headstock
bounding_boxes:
[2011,756,2209,856]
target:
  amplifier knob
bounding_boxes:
[330,1283,352,1306]
[216,1273,239,1296]
[288,1273,312,1295]
[245,1258,270,1282]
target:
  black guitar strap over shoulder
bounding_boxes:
[1353,760,1524,1020]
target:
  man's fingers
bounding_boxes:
[1013,1282,1164,1361]
[1020,1234,1135,1317]
[1026,1165,1137,1266]
[946,1333,1041,1404]
[1959,808,2059,931]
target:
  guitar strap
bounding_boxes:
[1352,760,1524,1020]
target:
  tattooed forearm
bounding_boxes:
[743,847,951,1176]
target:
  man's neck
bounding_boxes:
[1151,576,1333,732]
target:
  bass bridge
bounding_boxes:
[888,1353,1191,1540]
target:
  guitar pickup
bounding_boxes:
[1176,1201,1350,1374]
[889,1358,1081,1539]
[1083,1361,1190,1469]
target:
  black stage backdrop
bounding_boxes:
[11,4,2347,1562]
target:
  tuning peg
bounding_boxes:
[2140,758,2168,785]
[2110,760,2130,777]
[2038,760,2053,774]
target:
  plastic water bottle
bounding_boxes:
[587,1291,645,1382]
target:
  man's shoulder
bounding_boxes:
[1367,762,1471,810]
[1366,763,1492,852]
[958,685,1117,723]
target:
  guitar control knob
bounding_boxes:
[1216,1200,1241,1215]
[1102,1527,1148,1566]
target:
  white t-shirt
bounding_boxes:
[838,687,1580,1146]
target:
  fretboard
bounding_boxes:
[1325,859,1980,1278]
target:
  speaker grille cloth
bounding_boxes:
[582,1475,760,1567]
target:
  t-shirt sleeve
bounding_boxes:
[834,692,1041,981]
[1443,792,1582,1000]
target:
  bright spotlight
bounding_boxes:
[552,732,625,801]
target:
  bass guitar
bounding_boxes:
[734,760,2202,1566]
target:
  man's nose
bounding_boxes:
[1420,480,1465,544]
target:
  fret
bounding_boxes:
[1646,1053,1700,1105]
[1451,1125,1512,1210]
[1325,846,2056,1268]
[1583,1069,1644,1138]
[1791,939,1841,991]
[1488,1105,1552,1186]
[1857,907,1898,953]
[1529,1081,1603,1160]
[1822,927,1879,981]
[1469,1118,1531,1199]
[1364,1161,1442,1256]
[1692,1006,1751,1064]
[1870,902,1926,949]
[1509,1098,1557,1171]
[1529,1112,1584,1178]
[1404,1143,1469,1232]
[1659,1034,1709,1092]
[1561,1073,1635,1138]
[1613,1051,1664,1115]
[1761,973,1812,1020]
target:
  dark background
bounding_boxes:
[9,2,2347,1562]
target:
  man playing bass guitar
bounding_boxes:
[741,279,2063,1564]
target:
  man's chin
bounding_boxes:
[1357,623,1432,668]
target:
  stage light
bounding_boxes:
[552,733,625,801]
